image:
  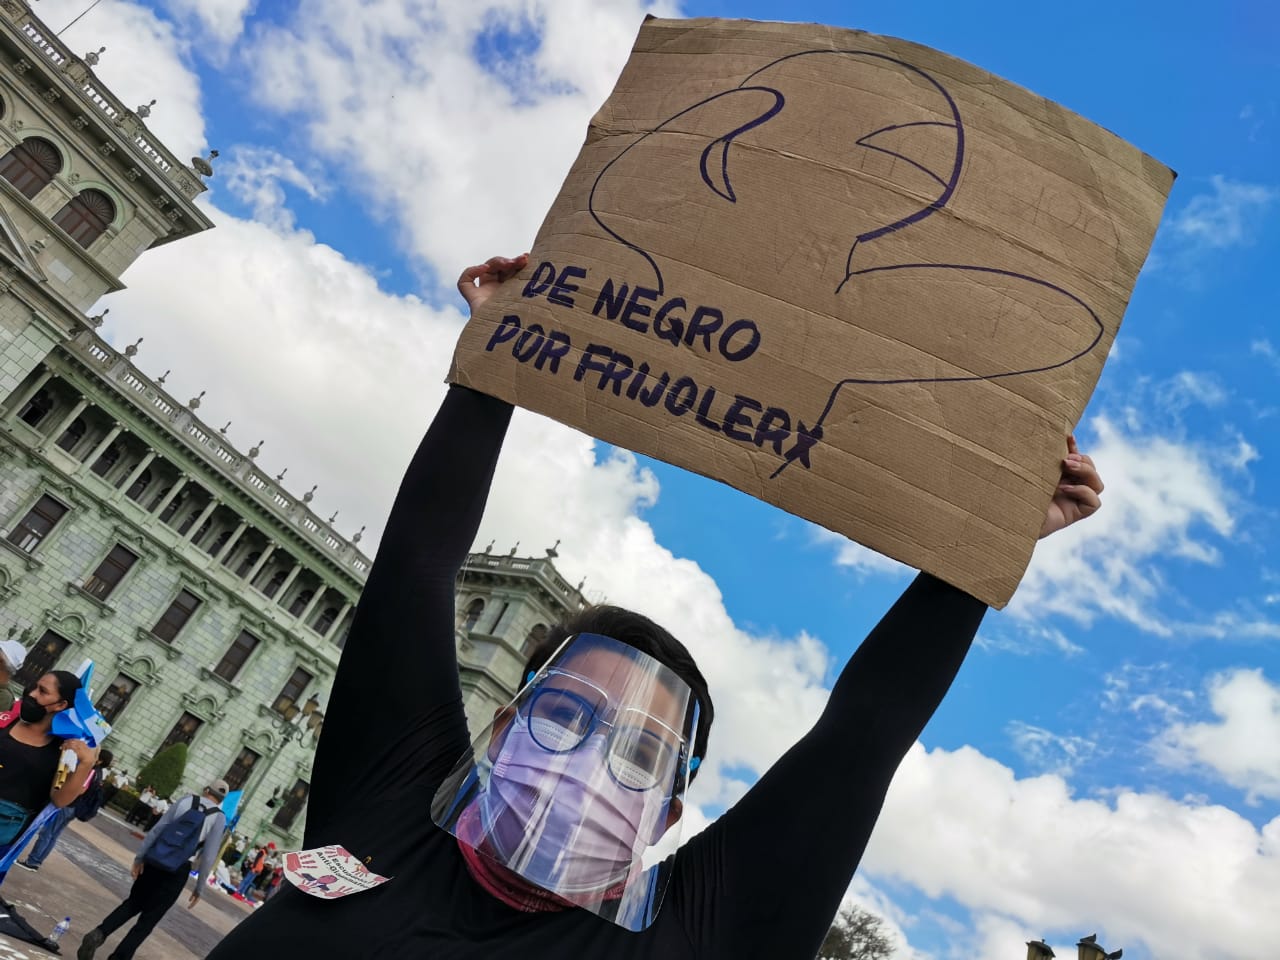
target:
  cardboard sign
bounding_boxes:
[448,17,1174,607]
[283,845,392,900]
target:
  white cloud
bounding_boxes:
[1156,668,1280,803]
[161,0,255,46]
[1171,175,1279,249]
[1154,370,1227,413]
[1007,721,1098,777]
[1010,414,1239,634]
[220,146,326,230]
[239,0,680,276]
[863,743,1280,960]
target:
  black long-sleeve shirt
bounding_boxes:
[207,385,986,959]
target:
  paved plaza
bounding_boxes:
[0,813,254,959]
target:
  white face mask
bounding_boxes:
[479,712,666,895]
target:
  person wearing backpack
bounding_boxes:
[77,779,229,960]
[15,749,113,872]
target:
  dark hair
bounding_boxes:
[48,670,82,705]
[521,605,714,779]
[97,749,114,768]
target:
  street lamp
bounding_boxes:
[237,693,325,848]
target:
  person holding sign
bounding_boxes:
[207,253,1104,959]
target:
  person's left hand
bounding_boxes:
[457,253,529,313]
[1040,435,1104,539]
[187,892,199,909]
[67,739,95,767]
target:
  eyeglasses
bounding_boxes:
[521,669,688,792]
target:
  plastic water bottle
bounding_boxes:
[49,917,71,942]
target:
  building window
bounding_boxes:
[232,550,260,577]
[311,606,338,636]
[522,624,548,656]
[13,630,69,687]
[177,507,202,536]
[213,630,260,682]
[17,389,52,427]
[271,778,310,831]
[156,490,186,523]
[272,667,313,714]
[287,588,314,617]
[82,544,138,600]
[94,674,138,724]
[158,711,203,752]
[52,188,115,248]
[0,137,61,199]
[6,494,68,552]
[462,598,484,632]
[334,620,352,651]
[124,468,152,501]
[224,747,261,792]
[55,417,86,452]
[261,568,287,597]
[89,443,121,477]
[151,588,201,643]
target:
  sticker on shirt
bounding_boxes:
[283,845,391,899]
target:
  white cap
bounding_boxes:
[0,639,26,674]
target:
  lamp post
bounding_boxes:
[238,693,324,848]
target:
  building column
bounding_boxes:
[273,562,304,604]
[4,369,52,421]
[214,520,249,563]
[243,543,276,584]
[116,449,157,492]
[40,397,89,450]
[182,499,220,542]
[80,422,123,472]
[296,584,326,625]
[324,600,354,641]
[151,474,189,516]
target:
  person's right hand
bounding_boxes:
[131,861,143,880]
[456,254,529,313]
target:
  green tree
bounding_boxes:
[134,742,188,798]
[818,905,893,960]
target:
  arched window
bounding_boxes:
[288,588,314,617]
[52,188,114,248]
[206,529,232,556]
[312,606,339,636]
[124,467,152,501]
[462,598,484,632]
[89,443,120,477]
[0,137,61,199]
[18,389,52,426]
[522,623,548,656]
[262,568,287,597]
[193,516,213,542]
[234,550,261,577]
[55,416,86,452]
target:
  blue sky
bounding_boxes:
[40,0,1280,956]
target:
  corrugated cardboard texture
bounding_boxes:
[448,17,1174,608]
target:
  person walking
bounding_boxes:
[234,842,272,900]
[77,780,228,960]
[16,749,113,871]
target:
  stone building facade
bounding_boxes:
[453,545,588,734]
[0,0,589,846]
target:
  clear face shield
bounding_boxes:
[431,632,700,931]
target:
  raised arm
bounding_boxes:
[306,255,529,827]
[676,440,1104,959]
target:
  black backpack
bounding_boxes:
[72,773,106,822]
